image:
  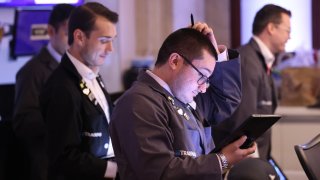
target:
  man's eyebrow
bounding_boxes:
[98,36,113,39]
[200,67,212,75]
[98,34,118,40]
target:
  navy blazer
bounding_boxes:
[41,54,114,180]
[14,47,58,138]
[13,47,58,180]
[213,39,277,161]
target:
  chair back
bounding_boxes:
[294,133,320,180]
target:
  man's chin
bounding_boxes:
[97,59,106,66]
[185,97,194,104]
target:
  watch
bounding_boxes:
[217,153,229,172]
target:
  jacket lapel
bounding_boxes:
[249,38,278,111]
[60,54,107,116]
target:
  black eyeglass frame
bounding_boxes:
[177,53,210,87]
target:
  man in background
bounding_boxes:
[41,2,119,180]
[13,4,75,180]
[213,4,291,161]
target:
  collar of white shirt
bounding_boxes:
[146,70,197,109]
[147,70,174,96]
[66,51,98,80]
[252,36,275,68]
[46,43,62,63]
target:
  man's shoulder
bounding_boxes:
[238,41,260,61]
[119,81,168,107]
[46,65,72,85]
[238,42,255,53]
[18,48,55,72]
[122,82,156,99]
[42,66,80,102]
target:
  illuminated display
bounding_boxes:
[10,9,51,58]
[0,0,83,6]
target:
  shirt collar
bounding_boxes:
[66,51,97,80]
[46,43,62,63]
[146,70,173,96]
[252,36,275,67]
[146,70,197,109]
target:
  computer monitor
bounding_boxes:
[0,0,83,7]
[268,157,288,180]
[10,8,52,59]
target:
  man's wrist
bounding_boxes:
[217,153,230,173]
[105,160,118,178]
[217,45,229,62]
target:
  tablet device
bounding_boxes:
[212,114,281,153]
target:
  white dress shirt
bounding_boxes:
[252,36,275,69]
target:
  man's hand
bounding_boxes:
[191,22,219,54]
[221,136,257,166]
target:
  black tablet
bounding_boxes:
[212,114,281,153]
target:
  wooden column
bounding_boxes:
[230,0,241,49]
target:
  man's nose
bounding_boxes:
[105,42,113,52]
[198,83,209,93]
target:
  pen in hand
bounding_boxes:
[190,13,194,27]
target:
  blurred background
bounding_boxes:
[0,0,317,93]
[0,1,320,179]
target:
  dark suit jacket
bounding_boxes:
[213,39,277,161]
[13,47,58,180]
[110,51,242,180]
[41,54,114,180]
[14,47,58,138]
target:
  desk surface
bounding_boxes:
[275,106,320,116]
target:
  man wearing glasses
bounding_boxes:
[213,4,291,162]
[110,23,256,180]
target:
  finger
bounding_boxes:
[234,135,247,147]
[193,22,208,32]
[248,143,257,154]
[243,143,257,157]
[191,23,214,37]
[202,27,213,36]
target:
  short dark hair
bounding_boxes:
[155,28,217,67]
[48,4,75,32]
[68,2,118,45]
[252,4,291,35]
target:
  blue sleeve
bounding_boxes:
[195,49,242,125]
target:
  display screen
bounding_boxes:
[10,9,52,58]
[0,0,83,7]
[268,157,287,180]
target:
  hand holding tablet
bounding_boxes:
[212,114,281,153]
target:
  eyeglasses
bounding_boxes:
[178,53,210,87]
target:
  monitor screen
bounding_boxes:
[0,0,83,7]
[10,9,52,58]
[268,157,288,180]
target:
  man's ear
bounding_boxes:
[168,53,180,70]
[47,24,55,37]
[73,29,85,46]
[267,22,276,35]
